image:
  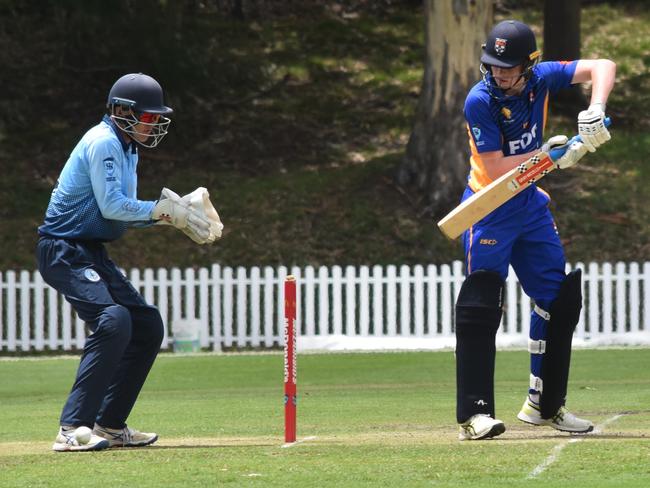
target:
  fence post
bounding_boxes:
[223,267,234,348]
[399,265,411,336]
[358,266,369,336]
[304,266,315,337]
[199,267,210,348]
[33,271,45,351]
[250,266,261,348]
[615,262,626,335]
[345,266,356,336]
[158,268,169,349]
[263,266,275,346]
[236,267,248,348]
[629,262,640,333]
[440,264,452,337]
[318,266,329,336]
[602,262,613,335]
[413,265,424,337]
[386,265,397,336]
[211,264,222,351]
[20,270,30,351]
[371,265,383,336]
[332,266,343,335]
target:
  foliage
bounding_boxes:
[0,1,648,270]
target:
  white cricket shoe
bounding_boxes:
[52,426,110,452]
[458,414,506,441]
[517,395,594,433]
[93,424,159,448]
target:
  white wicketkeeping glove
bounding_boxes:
[542,135,589,170]
[151,188,212,244]
[578,103,611,152]
[179,187,223,244]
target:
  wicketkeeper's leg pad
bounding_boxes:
[455,270,504,423]
[539,269,582,419]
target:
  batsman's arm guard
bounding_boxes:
[455,270,504,423]
[538,269,583,419]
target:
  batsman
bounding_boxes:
[455,20,616,440]
[37,73,223,451]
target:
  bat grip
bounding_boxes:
[549,117,612,161]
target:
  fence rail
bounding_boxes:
[1,261,649,353]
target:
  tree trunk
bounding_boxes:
[543,0,586,112]
[397,0,493,215]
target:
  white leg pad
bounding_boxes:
[534,304,551,321]
[528,339,546,354]
[529,374,543,392]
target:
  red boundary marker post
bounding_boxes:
[284,275,297,443]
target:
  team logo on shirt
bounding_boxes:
[494,38,507,55]
[83,269,101,283]
[501,107,512,119]
[471,126,484,147]
[103,157,115,176]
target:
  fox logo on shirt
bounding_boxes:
[508,123,538,153]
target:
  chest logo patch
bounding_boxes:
[501,107,512,119]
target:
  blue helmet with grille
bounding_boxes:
[107,73,173,148]
[479,20,541,100]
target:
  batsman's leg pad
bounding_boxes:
[455,270,504,423]
[539,269,582,419]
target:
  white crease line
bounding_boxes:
[527,414,624,479]
[281,436,317,448]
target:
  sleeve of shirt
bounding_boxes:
[535,61,578,94]
[87,137,156,222]
[464,92,502,153]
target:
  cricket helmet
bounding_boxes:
[481,20,540,68]
[479,20,541,100]
[107,73,173,148]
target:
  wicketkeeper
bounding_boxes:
[37,73,223,451]
[455,20,616,440]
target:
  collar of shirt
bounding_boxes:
[489,71,539,103]
[102,114,137,154]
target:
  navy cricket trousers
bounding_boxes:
[37,237,164,429]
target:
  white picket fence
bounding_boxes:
[0,261,649,353]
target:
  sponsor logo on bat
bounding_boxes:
[515,156,554,186]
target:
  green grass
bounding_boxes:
[1,349,649,487]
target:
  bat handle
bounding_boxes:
[549,117,612,161]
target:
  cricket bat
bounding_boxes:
[437,118,610,239]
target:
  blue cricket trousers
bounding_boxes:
[36,237,164,429]
[461,185,567,389]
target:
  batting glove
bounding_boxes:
[578,103,611,152]
[543,135,589,170]
[542,135,569,153]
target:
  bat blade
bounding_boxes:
[437,151,556,239]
